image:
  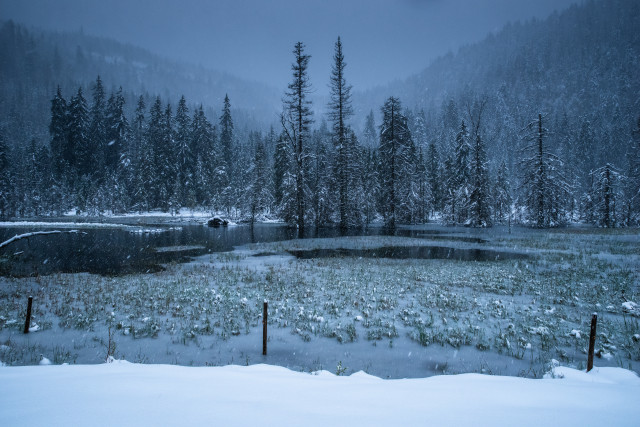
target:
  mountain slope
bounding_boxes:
[0,20,281,147]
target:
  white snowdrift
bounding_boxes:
[0,362,638,426]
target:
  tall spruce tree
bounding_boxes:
[378,96,412,230]
[219,95,234,213]
[468,133,492,227]
[328,37,354,232]
[174,95,192,207]
[88,76,106,179]
[104,87,128,173]
[443,120,471,224]
[144,97,164,209]
[49,86,67,180]
[130,96,148,211]
[67,86,89,182]
[191,105,215,207]
[281,42,313,237]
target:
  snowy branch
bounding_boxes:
[0,230,86,250]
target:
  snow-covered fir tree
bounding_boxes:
[219,94,234,213]
[589,163,625,227]
[443,120,471,224]
[49,86,68,181]
[493,160,512,224]
[88,76,106,179]
[174,95,192,208]
[67,86,89,183]
[378,96,412,230]
[519,114,572,227]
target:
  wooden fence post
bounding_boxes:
[262,301,268,356]
[587,313,597,372]
[23,296,33,334]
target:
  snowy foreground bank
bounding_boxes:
[1,362,639,426]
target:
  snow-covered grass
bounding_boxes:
[0,361,638,426]
[0,226,638,379]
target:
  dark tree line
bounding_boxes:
[1,37,639,230]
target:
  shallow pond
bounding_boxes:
[0,220,498,276]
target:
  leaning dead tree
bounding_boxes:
[0,230,85,250]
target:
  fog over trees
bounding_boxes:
[0,0,639,229]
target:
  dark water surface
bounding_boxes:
[287,246,527,262]
[0,220,508,276]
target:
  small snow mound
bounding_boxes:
[39,355,51,365]
[621,301,637,314]
[529,326,549,336]
[28,324,40,333]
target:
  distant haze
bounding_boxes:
[2,0,577,94]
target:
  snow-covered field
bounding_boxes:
[0,361,638,426]
[0,225,638,378]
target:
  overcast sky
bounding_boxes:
[2,0,578,93]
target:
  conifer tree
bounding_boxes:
[67,86,89,182]
[309,122,332,228]
[219,95,234,213]
[362,147,379,226]
[191,105,215,207]
[105,87,128,173]
[590,163,625,227]
[88,76,106,178]
[130,96,148,211]
[468,133,492,227]
[281,42,313,236]
[519,114,571,227]
[378,96,412,230]
[274,132,296,224]
[246,133,272,223]
[0,130,10,218]
[144,97,164,209]
[426,141,441,214]
[363,110,377,147]
[174,95,192,207]
[494,160,512,223]
[49,86,67,180]
[443,121,471,224]
[328,37,355,232]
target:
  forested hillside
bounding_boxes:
[0,20,280,149]
[356,0,639,185]
[0,0,639,229]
